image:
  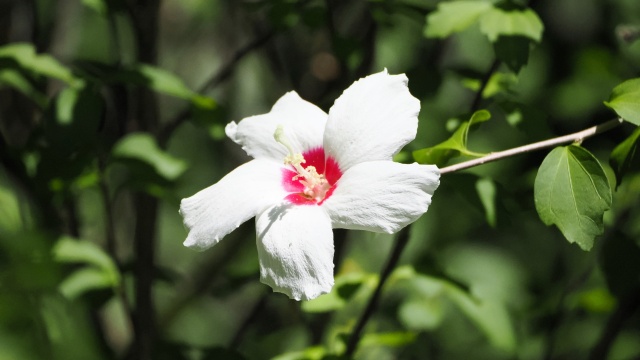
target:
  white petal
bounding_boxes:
[256,203,334,301]
[225,91,327,160]
[181,159,287,250]
[323,161,440,233]
[324,70,420,171]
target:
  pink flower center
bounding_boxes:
[281,147,342,205]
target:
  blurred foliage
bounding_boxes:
[1,0,640,359]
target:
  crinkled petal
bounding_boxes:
[256,203,334,300]
[323,161,440,233]
[181,159,286,250]
[323,70,420,171]
[225,91,327,160]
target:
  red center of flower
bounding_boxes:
[281,147,342,205]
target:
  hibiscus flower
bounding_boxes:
[180,70,440,300]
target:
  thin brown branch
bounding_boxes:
[126,1,161,359]
[440,118,624,175]
[470,59,501,112]
[158,224,253,328]
[345,226,411,358]
[157,29,275,146]
[588,286,640,360]
[229,292,269,349]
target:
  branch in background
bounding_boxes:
[229,292,269,350]
[157,29,276,146]
[159,224,253,328]
[588,286,640,360]
[344,226,411,358]
[470,59,501,113]
[341,117,625,357]
[126,1,161,359]
[440,118,624,175]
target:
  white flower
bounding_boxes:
[180,70,440,301]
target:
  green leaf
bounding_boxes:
[444,283,516,352]
[604,78,640,125]
[0,69,48,108]
[534,146,612,251]
[403,271,516,352]
[53,236,118,274]
[476,177,497,227]
[424,2,543,44]
[482,72,518,98]
[397,272,447,331]
[271,346,325,360]
[111,133,188,181]
[413,110,491,166]
[301,272,372,313]
[81,0,108,15]
[0,43,76,84]
[42,85,104,156]
[493,36,531,73]
[610,126,640,188]
[360,332,417,348]
[53,237,120,299]
[478,7,544,42]
[58,267,116,299]
[113,64,216,109]
[425,1,493,38]
[399,299,445,330]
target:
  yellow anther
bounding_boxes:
[274,124,332,202]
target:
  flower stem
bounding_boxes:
[440,117,624,175]
[344,226,411,358]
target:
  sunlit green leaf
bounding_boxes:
[574,288,616,313]
[360,332,417,348]
[53,237,120,299]
[0,43,76,84]
[425,2,543,45]
[399,299,445,331]
[605,78,640,125]
[53,236,116,272]
[413,110,490,166]
[0,172,32,235]
[58,267,115,299]
[610,126,640,188]
[476,177,497,227]
[482,72,518,98]
[534,146,612,251]
[271,346,325,360]
[81,0,108,15]
[425,1,493,38]
[111,133,188,181]
[478,7,544,42]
